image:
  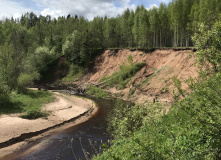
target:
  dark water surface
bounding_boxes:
[7,96,118,160]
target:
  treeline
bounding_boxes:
[1,0,221,50]
[0,0,221,104]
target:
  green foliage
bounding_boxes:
[17,73,39,93]
[21,110,48,119]
[94,72,221,159]
[0,84,11,108]
[100,62,145,88]
[193,18,221,72]
[160,86,169,94]
[106,101,163,140]
[86,86,109,99]
[0,89,54,116]
[128,87,136,98]
[0,44,45,93]
[34,46,57,72]
[62,30,81,64]
[0,44,22,90]
[62,64,84,82]
[127,55,133,64]
[172,76,185,100]
[63,30,102,67]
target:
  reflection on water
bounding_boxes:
[8,96,120,160]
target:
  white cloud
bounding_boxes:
[41,8,64,19]
[0,0,171,20]
[0,0,32,20]
[13,13,22,20]
[35,0,136,20]
[147,4,159,10]
[160,0,171,3]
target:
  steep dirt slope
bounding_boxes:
[80,49,198,104]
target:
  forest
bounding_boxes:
[0,0,221,99]
[1,0,221,158]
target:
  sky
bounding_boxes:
[0,0,171,20]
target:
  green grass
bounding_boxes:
[21,110,49,119]
[100,62,145,89]
[0,89,54,119]
[141,78,150,84]
[127,87,136,98]
[86,86,109,99]
[154,66,167,74]
[160,86,169,94]
[62,64,84,83]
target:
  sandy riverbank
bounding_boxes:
[0,92,97,158]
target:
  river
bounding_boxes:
[5,96,121,160]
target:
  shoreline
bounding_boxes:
[0,92,98,159]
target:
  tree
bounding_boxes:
[193,18,221,72]
[149,6,159,47]
[103,17,117,48]
[132,6,141,47]
[62,30,81,64]
[158,3,169,47]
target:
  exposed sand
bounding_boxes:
[0,92,97,158]
[80,49,198,103]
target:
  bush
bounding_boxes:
[86,86,109,98]
[106,100,163,139]
[62,30,84,65]
[127,55,133,64]
[62,64,83,82]
[34,46,56,72]
[0,85,11,108]
[17,73,35,93]
[21,110,48,119]
[128,87,136,98]
[193,18,221,72]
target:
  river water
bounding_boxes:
[6,96,120,160]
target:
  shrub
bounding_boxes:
[104,100,163,143]
[0,85,11,108]
[21,110,48,119]
[127,55,133,64]
[86,86,109,98]
[128,87,136,98]
[193,18,221,72]
[160,86,169,94]
[34,46,54,72]
[17,73,35,93]
[62,64,84,82]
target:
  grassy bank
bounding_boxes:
[0,89,54,119]
[100,62,145,89]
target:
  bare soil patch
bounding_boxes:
[79,49,198,103]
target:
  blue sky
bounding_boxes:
[0,0,171,20]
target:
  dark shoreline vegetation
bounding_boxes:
[0,0,221,159]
